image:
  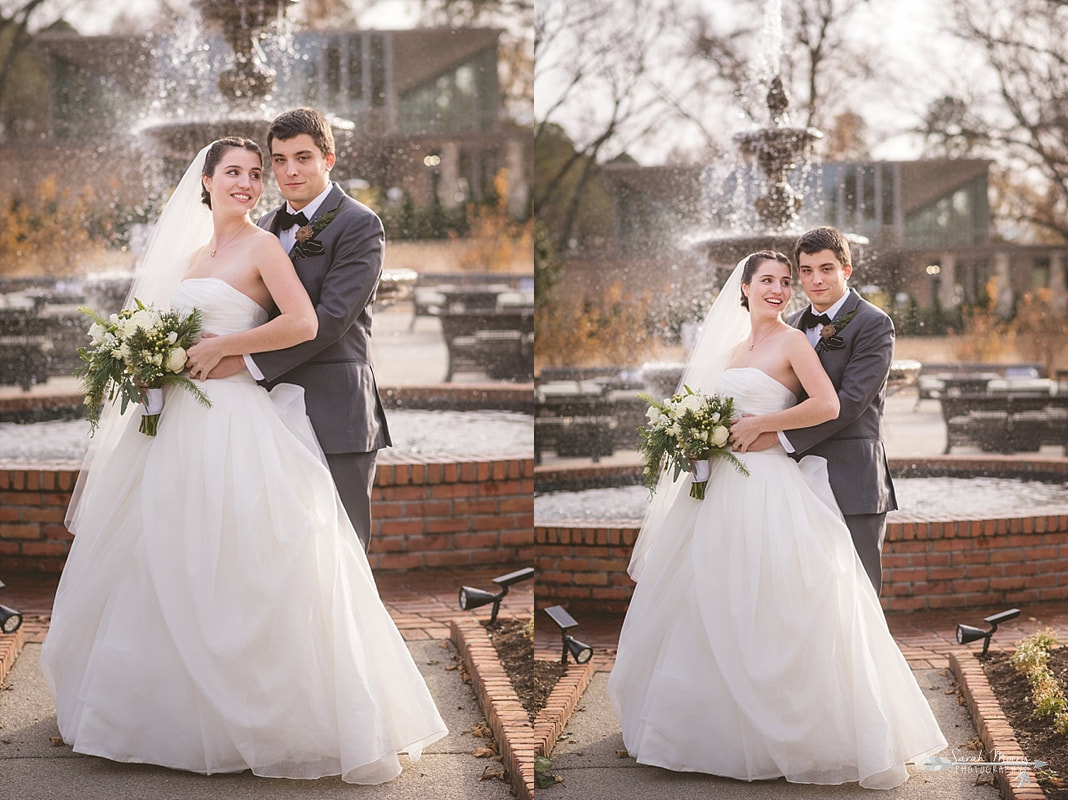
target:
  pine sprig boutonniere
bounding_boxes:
[816,309,859,353]
[291,206,342,258]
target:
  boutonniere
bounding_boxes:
[816,309,859,353]
[291,207,342,258]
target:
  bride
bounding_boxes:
[40,138,447,784]
[607,251,946,790]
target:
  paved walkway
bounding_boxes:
[0,566,532,800]
[532,600,1068,800]
[532,385,1068,798]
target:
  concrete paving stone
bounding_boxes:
[0,566,532,800]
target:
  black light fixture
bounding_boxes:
[956,608,1021,656]
[0,580,22,635]
[458,567,534,624]
[543,604,593,665]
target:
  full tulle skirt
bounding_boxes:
[41,372,447,784]
[607,445,946,790]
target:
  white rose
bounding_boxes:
[167,331,178,345]
[712,425,730,447]
[164,346,187,373]
[680,394,703,413]
[646,406,660,423]
[88,322,105,344]
[711,412,721,423]
[123,309,156,336]
[109,313,120,326]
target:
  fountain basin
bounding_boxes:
[533,457,1068,615]
[0,382,535,575]
[1,449,534,575]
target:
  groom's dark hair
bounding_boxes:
[267,108,336,158]
[794,226,852,269]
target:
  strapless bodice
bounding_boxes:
[715,367,797,415]
[171,277,268,335]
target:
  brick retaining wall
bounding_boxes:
[535,513,1068,615]
[0,454,534,574]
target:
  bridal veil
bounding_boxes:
[66,145,215,532]
[627,255,751,580]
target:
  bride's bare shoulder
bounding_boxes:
[248,227,288,257]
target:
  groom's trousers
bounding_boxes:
[325,451,378,552]
[844,513,887,595]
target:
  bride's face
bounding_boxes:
[203,149,263,215]
[744,260,792,317]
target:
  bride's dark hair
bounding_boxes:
[739,250,792,309]
[200,137,263,209]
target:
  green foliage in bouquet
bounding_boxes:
[77,299,211,435]
[637,384,749,497]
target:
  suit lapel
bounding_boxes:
[833,289,862,324]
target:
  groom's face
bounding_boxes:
[797,249,852,312]
[270,134,336,210]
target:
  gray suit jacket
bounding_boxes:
[785,288,897,515]
[253,182,391,454]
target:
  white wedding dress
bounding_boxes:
[608,367,946,789]
[41,277,447,784]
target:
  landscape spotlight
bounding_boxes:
[458,567,534,624]
[0,580,22,635]
[543,605,593,665]
[956,608,1021,656]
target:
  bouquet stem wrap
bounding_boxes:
[690,459,711,499]
[139,388,164,436]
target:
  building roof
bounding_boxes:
[36,27,502,98]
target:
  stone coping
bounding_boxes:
[535,455,1068,491]
[0,383,534,421]
[949,649,1047,800]
[448,617,595,800]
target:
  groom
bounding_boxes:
[737,226,898,593]
[210,108,391,551]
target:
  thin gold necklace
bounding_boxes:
[210,225,250,258]
[747,325,778,351]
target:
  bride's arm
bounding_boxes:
[731,333,839,449]
[187,239,317,376]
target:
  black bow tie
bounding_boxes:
[801,308,833,330]
[277,209,309,230]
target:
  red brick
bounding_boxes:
[425,517,472,534]
[380,519,426,536]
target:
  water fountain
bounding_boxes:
[1,0,417,391]
[143,0,296,162]
[533,3,1068,618]
[639,71,825,397]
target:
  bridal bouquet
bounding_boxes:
[637,385,749,499]
[77,299,211,436]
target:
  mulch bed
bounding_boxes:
[983,647,1068,795]
[485,618,567,721]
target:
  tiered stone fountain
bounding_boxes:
[143,0,295,162]
[641,73,825,397]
